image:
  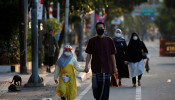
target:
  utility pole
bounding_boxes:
[19,0,28,74]
[57,2,60,22]
[25,0,44,87]
[64,0,69,46]
[77,13,85,61]
[77,22,84,61]
[56,2,60,41]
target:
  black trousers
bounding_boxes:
[132,74,142,84]
[44,55,54,66]
[92,73,111,100]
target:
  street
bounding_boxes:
[0,40,175,100]
[1,0,175,100]
[73,40,175,100]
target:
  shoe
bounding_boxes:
[133,84,136,87]
[48,68,51,73]
[61,97,66,100]
[46,68,49,72]
[138,80,141,86]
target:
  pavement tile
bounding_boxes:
[0,60,91,100]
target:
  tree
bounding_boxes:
[0,0,20,65]
[91,0,148,36]
[154,3,175,38]
[44,18,62,35]
[164,0,175,10]
[123,15,153,37]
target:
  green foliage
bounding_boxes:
[100,0,148,32]
[70,12,81,23]
[164,0,175,9]
[0,33,20,64]
[7,36,20,64]
[121,15,153,38]
[47,0,147,25]
[27,28,32,61]
[154,3,175,38]
[0,0,20,41]
[27,46,32,61]
[0,0,20,65]
[112,0,147,12]
[44,18,62,35]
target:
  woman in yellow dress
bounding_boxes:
[54,45,85,100]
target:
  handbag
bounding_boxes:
[145,59,150,73]
[110,72,119,87]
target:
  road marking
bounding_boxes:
[42,98,52,100]
[136,86,141,100]
[75,83,92,100]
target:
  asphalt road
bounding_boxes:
[75,40,175,100]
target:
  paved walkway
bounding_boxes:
[0,61,91,100]
[0,44,91,100]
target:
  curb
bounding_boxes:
[77,69,92,82]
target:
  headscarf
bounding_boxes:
[113,28,124,42]
[128,32,141,45]
[56,45,73,68]
[127,32,148,62]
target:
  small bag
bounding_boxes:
[110,72,119,87]
[145,59,150,73]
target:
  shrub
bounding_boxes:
[44,18,62,35]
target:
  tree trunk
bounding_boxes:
[57,24,65,57]
[19,0,28,74]
[74,23,84,61]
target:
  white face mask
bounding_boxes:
[64,52,72,56]
[114,33,121,37]
[133,36,138,40]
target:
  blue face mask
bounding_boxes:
[97,29,104,35]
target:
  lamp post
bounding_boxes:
[25,0,44,87]
[64,0,69,46]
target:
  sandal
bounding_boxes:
[133,84,136,87]
[138,80,141,86]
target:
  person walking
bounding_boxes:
[43,29,58,73]
[112,29,129,86]
[84,22,117,100]
[54,45,85,100]
[126,32,149,87]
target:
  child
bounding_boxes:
[54,45,85,100]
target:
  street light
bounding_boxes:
[64,0,69,46]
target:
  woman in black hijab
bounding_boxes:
[111,29,129,86]
[127,32,149,87]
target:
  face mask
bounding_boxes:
[64,52,72,56]
[114,33,121,37]
[133,36,138,40]
[97,29,104,35]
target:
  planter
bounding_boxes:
[0,65,11,73]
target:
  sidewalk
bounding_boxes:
[0,61,91,100]
[0,44,92,100]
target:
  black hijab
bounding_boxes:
[127,32,148,62]
[128,32,141,45]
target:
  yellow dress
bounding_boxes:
[54,57,84,100]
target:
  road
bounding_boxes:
[74,40,175,100]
